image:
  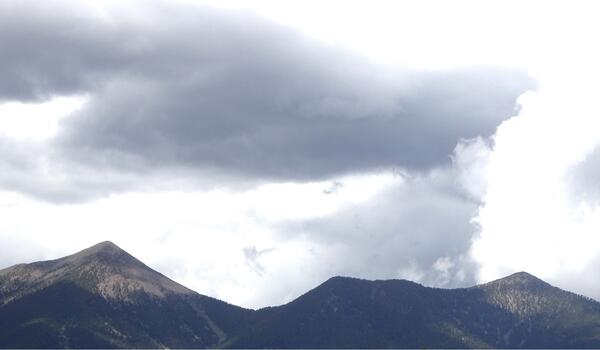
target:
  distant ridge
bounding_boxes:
[2,242,600,348]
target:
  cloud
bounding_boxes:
[0,167,480,308]
[57,67,529,184]
[323,181,344,195]
[467,66,600,301]
[151,167,482,306]
[8,0,588,310]
[275,168,480,289]
[452,137,493,203]
[0,1,531,202]
[243,246,275,276]
[567,145,600,204]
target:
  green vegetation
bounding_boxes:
[1,244,600,348]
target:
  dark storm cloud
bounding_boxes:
[0,1,533,200]
[58,67,531,183]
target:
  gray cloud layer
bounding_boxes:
[0,1,540,308]
[277,169,479,289]
[0,1,532,202]
[60,68,529,182]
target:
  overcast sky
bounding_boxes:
[1,0,600,309]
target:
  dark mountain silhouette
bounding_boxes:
[228,273,600,348]
[0,242,252,348]
[1,242,600,348]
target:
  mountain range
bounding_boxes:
[1,241,600,348]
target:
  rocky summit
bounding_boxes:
[1,242,600,348]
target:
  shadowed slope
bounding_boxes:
[2,243,600,348]
[226,274,600,348]
[0,242,252,348]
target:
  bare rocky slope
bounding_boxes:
[1,242,600,348]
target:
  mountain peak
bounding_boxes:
[481,271,550,290]
[64,240,137,267]
[0,241,193,303]
[474,271,562,319]
[505,271,539,280]
[84,240,120,253]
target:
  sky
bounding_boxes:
[1,0,600,309]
